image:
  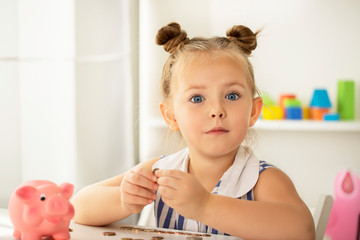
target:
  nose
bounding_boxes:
[210,113,224,118]
[209,102,225,119]
[45,195,68,216]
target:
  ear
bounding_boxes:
[160,102,180,131]
[16,186,37,203]
[59,183,74,199]
[249,97,263,127]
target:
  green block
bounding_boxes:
[262,93,276,106]
[337,80,355,120]
[284,99,301,107]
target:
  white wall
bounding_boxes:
[0,0,138,210]
[0,0,21,208]
[139,0,360,209]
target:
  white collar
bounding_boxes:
[153,147,260,198]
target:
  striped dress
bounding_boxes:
[152,147,274,236]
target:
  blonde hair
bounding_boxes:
[156,22,261,104]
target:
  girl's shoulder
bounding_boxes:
[254,165,301,203]
[259,160,276,174]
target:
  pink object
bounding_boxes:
[325,170,360,240]
[8,180,75,240]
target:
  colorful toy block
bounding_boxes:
[337,80,355,120]
[261,105,284,120]
[302,106,310,119]
[279,94,296,118]
[286,107,302,120]
[283,98,302,120]
[324,113,340,121]
[310,89,332,121]
[310,89,332,108]
[310,108,330,121]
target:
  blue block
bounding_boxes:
[310,89,332,108]
[324,113,340,121]
[286,107,302,120]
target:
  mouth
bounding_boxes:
[206,127,229,135]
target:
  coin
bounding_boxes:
[120,226,135,230]
[103,231,116,236]
[186,237,203,240]
[151,236,164,240]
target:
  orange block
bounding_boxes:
[310,108,330,121]
[279,94,296,118]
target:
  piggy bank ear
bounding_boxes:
[59,183,74,199]
[16,186,37,202]
[342,172,354,194]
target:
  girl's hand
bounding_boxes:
[120,165,158,214]
[155,169,211,220]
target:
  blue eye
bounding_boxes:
[226,92,239,101]
[190,95,204,103]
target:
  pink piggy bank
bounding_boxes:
[325,170,360,240]
[8,180,75,240]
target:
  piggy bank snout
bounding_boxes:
[45,194,70,216]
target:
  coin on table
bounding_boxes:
[120,226,135,230]
[186,237,203,240]
[103,231,116,236]
[151,236,164,240]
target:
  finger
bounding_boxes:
[122,181,157,200]
[126,171,158,191]
[132,165,158,182]
[158,185,177,201]
[155,169,185,179]
[122,192,155,206]
[156,176,179,189]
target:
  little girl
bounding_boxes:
[72,22,315,240]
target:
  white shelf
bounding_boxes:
[254,120,360,132]
[144,117,360,132]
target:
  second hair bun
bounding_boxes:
[226,25,258,55]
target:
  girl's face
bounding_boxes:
[161,53,262,158]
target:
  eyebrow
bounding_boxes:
[224,81,247,89]
[183,81,246,93]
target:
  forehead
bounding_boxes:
[174,50,249,86]
[177,50,245,72]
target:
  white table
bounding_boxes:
[0,209,240,240]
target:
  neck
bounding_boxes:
[187,147,239,191]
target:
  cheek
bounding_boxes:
[231,104,253,126]
[174,107,204,131]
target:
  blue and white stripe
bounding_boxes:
[153,147,275,236]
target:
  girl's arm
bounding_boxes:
[199,168,315,240]
[71,158,159,226]
[156,167,315,240]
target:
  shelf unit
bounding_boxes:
[254,120,360,132]
[143,117,360,132]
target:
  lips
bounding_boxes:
[206,127,229,135]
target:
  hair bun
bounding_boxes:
[156,22,189,53]
[226,25,258,55]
